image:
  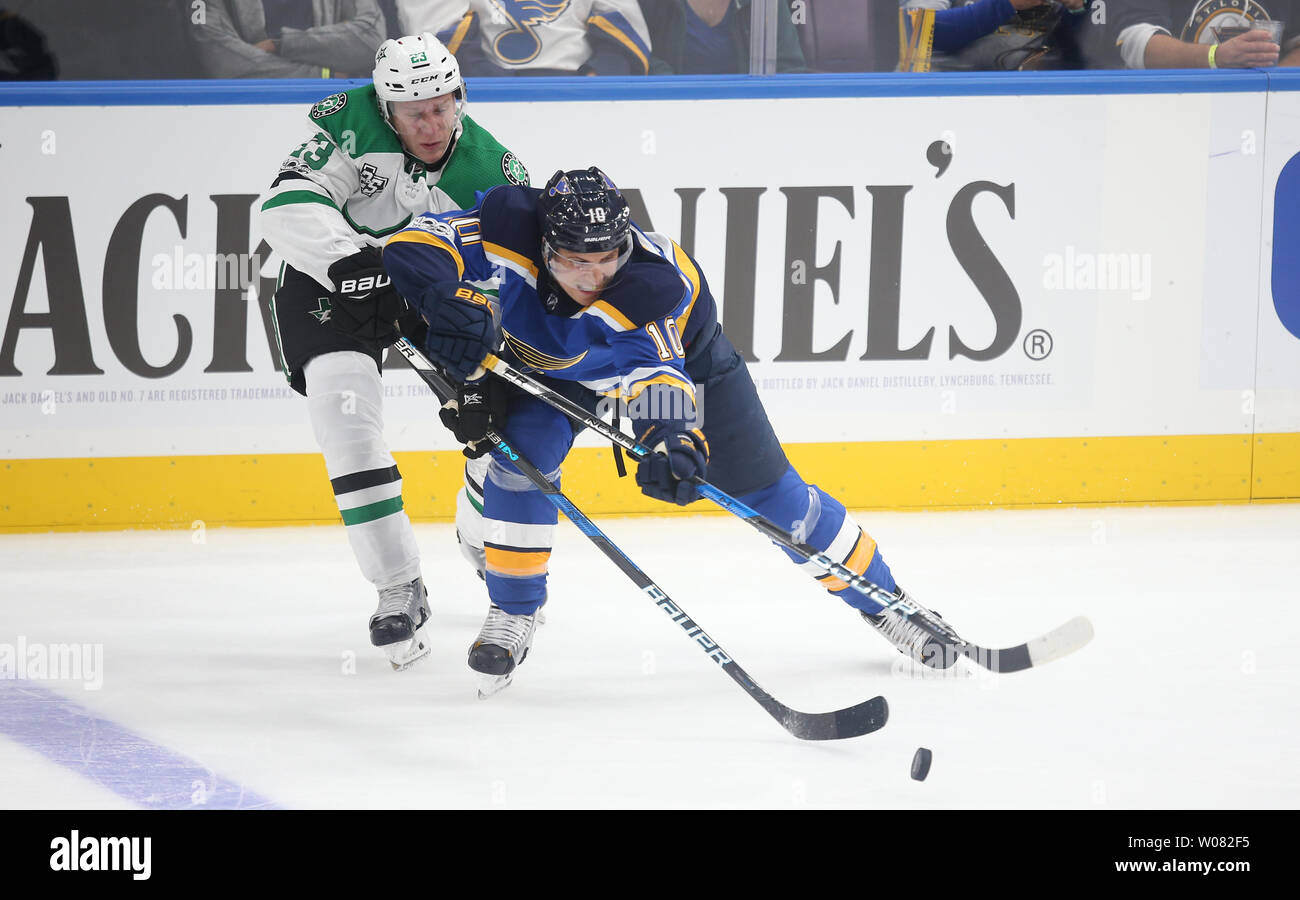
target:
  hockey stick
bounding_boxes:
[477,351,1094,674]
[392,337,888,740]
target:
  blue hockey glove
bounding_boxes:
[326,249,407,344]
[635,424,709,506]
[422,283,499,383]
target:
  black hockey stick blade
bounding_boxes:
[957,616,1094,673]
[780,695,889,741]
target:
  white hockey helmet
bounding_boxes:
[372,32,465,127]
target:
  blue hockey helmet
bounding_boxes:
[539,167,632,254]
[539,168,634,295]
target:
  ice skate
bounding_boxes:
[369,578,431,671]
[468,603,542,698]
[862,587,962,670]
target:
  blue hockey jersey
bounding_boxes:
[383,185,719,414]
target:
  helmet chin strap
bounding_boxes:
[427,126,461,170]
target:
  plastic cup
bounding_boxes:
[1251,20,1285,43]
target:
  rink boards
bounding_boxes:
[1,73,1298,529]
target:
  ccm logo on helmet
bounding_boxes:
[341,275,391,293]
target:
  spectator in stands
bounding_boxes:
[4,0,199,78]
[900,0,1114,70]
[1113,0,1300,68]
[0,6,56,79]
[405,1,651,76]
[388,0,463,40]
[191,0,387,78]
[638,0,806,74]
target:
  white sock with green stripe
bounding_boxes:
[305,351,420,587]
[455,455,489,576]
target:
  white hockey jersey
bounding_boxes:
[258,84,528,290]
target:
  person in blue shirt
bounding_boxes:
[382,167,959,696]
[901,0,1106,70]
[638,0,807,74]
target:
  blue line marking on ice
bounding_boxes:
[0,680,281,810]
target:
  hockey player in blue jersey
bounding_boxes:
[382,167,959,695]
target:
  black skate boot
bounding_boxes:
[862,587,962,669]
[468,603,542,698]
[369,578,431,671]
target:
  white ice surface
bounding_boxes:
[1,504,1297,809]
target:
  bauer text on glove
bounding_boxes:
[325,248,407,343]
[422,283,500,383]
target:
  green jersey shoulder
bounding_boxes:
[307,85,400,157]
[437,115,530,209]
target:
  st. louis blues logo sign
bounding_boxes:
[488,1,570,65]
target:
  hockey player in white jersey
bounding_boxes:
[257,32,528,671]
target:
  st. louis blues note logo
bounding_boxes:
[1183,0,1271,42]
[487,1,570,65]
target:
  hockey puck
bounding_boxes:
[910,747,932,782]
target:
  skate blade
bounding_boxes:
[384,632,432,672]
[476,672,514,699]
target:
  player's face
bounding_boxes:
[390,95,459,164]
[548,247,623,305]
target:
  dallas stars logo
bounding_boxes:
[310,92,348,119]
[358,163,389,196]
[502,152,529,186]
[309,297,332,323]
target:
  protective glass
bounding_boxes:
[543,236,633,294]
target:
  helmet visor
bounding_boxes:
[543,235,632,296]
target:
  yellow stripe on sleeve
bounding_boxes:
[591,299,636,331]
[588,15,650,74]
[447,12,474,54]
[386,229,465,280]
[483,241,539,279]
[623,372,696,402]
[671,241,704,337]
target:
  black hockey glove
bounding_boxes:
[422,282,500,383]
[326,249,407,344]
[438,376,509,459]
[634,423,709,506]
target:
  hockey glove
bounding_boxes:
[423,283,500,383]
[326,249,407,344]
[438,376,509,459]
[635,423,709,506]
